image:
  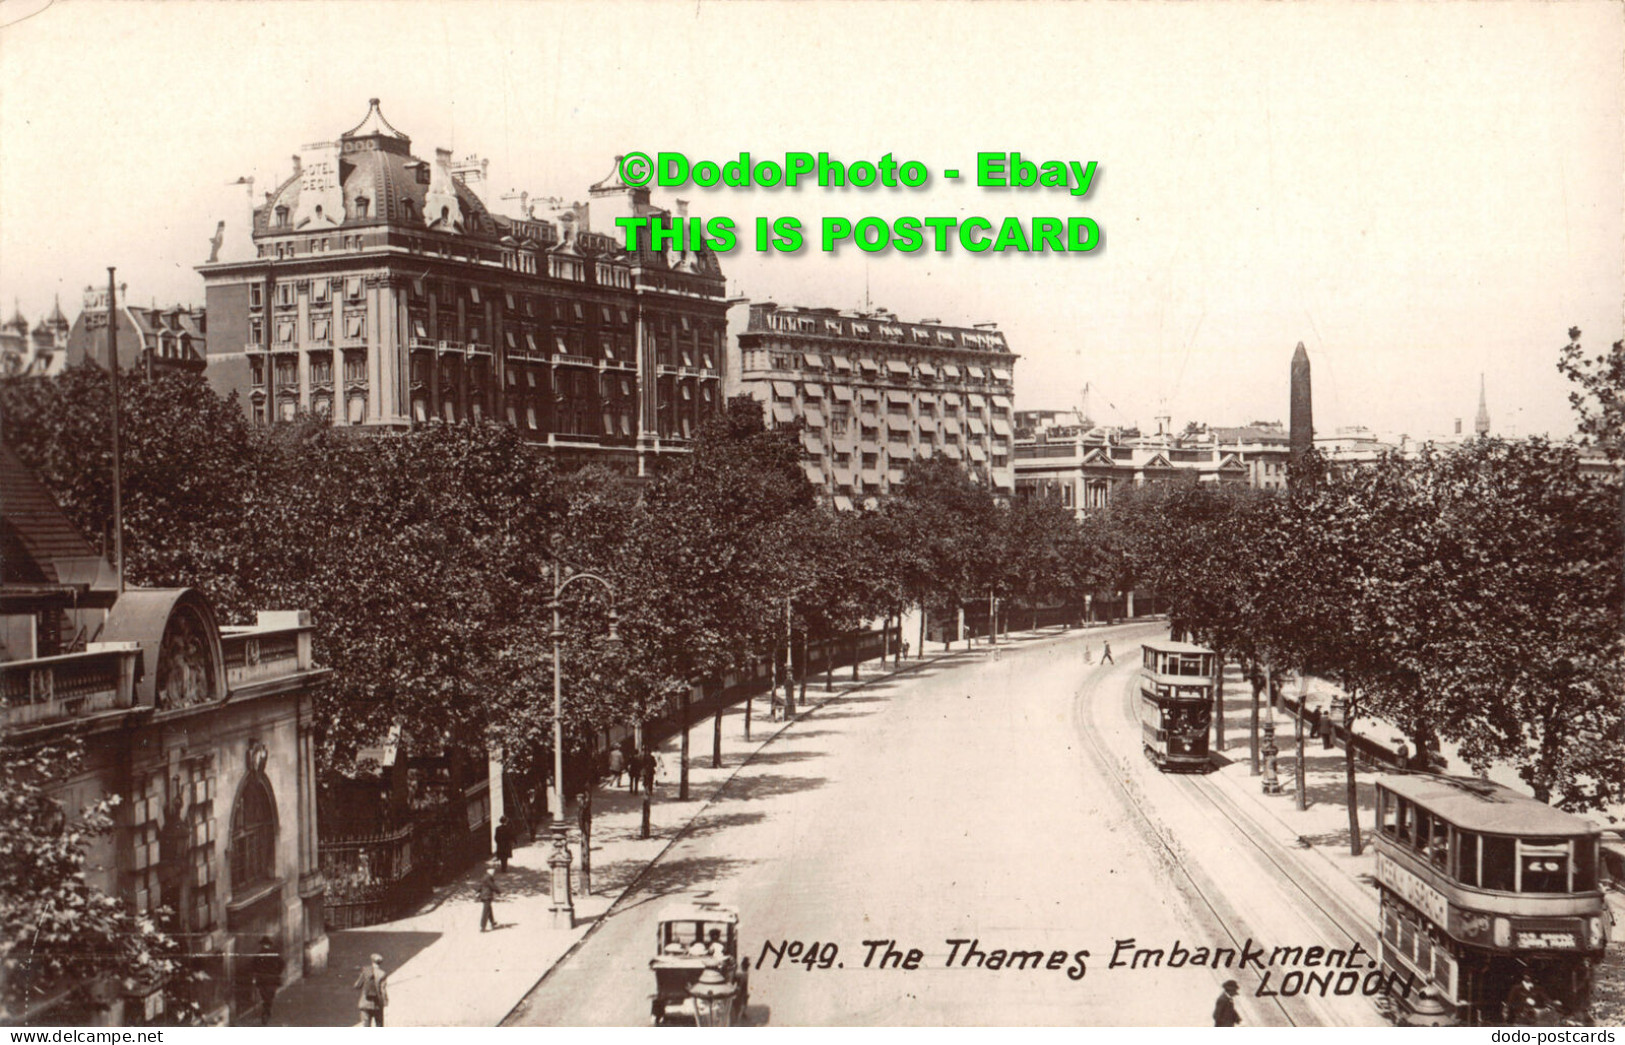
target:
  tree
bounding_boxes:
[1,365,258,615]
[1001,497,1093,630]
[1557,328,1625,458]
[1401,437,1624,807]
[240,421,567,770]
[614,397,815,792]
[1,741,185,1023]
[883,457,1000,647]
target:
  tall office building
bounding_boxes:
[727,302,1017,506]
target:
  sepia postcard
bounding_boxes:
[1,0,1621,1032]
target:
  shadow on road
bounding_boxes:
[713,773,830,803]
[617,853,760,898]
[741,748,825,766]
[805,709,881,722]
[683,810,768,840]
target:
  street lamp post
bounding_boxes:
[544,545,620,890]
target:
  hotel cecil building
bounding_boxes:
[198,100,727,472]
[726,303,1017,506]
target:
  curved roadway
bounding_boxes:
[508,625,1381,1026]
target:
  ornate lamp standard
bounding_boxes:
[544,539,620,838]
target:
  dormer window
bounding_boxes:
[274,206,290,227]
[401,199,414,221]
[355,196,370,220]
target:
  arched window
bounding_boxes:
[355,196,370,220]
[229,775,277,891]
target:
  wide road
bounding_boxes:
[508,625,1315,1026]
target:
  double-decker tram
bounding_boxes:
[1373,775,1609,1025]
[1138,641,1216,771]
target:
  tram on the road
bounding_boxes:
[1372,774,1609,1026]
[1138,640,1216,771]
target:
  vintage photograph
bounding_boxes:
[1,0,1621,1030]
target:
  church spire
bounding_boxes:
[1474,372,1490,436]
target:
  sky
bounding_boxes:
[1,0,1620,440]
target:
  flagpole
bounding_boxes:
[107,268,124,592]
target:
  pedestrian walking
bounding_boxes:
[577,791,593,845]
[901,639,911,660]
[1101,640,1114,665]
[252,936,281,1025]
[493,815,514,872]
[354,954,388,1027]
[477,868,499,932]
[1317,708,1336,750]
[627,749,643,794]
[1213,980,1242,1027]
[608,746,626,787]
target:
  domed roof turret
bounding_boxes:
[341,98,410,155]
[255,100,496,236]
[3,300,28,336]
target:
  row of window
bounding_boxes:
[249,352,368,387]
[759,350,1012,387]
[757,316,1006,352]
[1144,651,1215,677]
[250,278,367,309]
[251,313,366,346]
[258,236,364,259]
[1378,795,1599,893]
[247,279,722,349]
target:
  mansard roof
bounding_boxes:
[249,101,724,281]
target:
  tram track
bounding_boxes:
[1067,643,1303,1028]
[1069,640,1387,1027]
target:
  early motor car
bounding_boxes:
[650,901,750,1025]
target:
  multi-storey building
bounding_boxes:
[1210,423,1291,490]
[64,288,208,377]
[0,299,71,378]
[197,100,726,473]
[1014,423,1257,514]
[1,446,329,1026]
[727,302,1017,506]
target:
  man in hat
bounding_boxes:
[478,867,499,931]
[1505,971,1550,1024]
[354,954,388,1027]
[493,815,514,873]
[1214,980,1242,1026]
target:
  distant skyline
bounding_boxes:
[1,0,1620,440]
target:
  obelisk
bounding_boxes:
[1289,342,1312,474]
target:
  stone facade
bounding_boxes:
[1,446,328,1026]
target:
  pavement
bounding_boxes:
[269,628,1073,1027]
